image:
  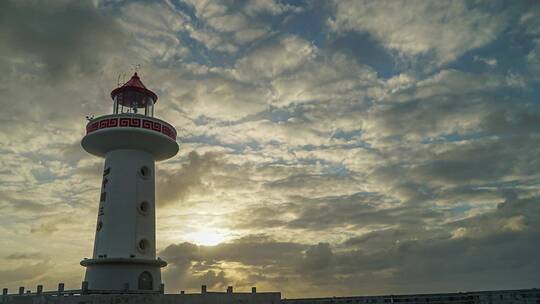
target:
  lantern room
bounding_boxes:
[111,73,158,116]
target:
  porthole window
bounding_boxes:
[138,238,149,253]
[97,221,103,232]
[139,166,151,179]
[138,201,150,215]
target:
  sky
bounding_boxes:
[0,0,539,298]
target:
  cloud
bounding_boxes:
[0,0,125,79]
[0,262,51,287]
[473,56,497,67]
[180,0,276,50]
[160,195,540,296]
[234,28,269,44]
[234,35,317,81]
[206,13,249,33]
[447,194,540,239]
[157,151,222,206]
[408,138,540,185]
[332,232,540,294]
[520,5,540,36]
[0,196,49,213]
[302,243,334,273]
[330,0,508,66]
[4,252,43,260]
[159,242,230,290]
[527,39,540,78]
[363,69,532,141]
[117,1,190,63]
[159,235,307,292]
[244,0,293,17]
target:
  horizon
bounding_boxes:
[0,0,539,298]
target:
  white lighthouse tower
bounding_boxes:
[80,73,178,292]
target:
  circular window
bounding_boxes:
[138,201,150,215]
[97,221,103,232]
[139,166,151,179]
[138,239,149,253]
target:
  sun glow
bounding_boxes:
[187,229,228,246]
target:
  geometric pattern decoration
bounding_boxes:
[86,116,177,140]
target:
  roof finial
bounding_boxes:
[132,63,141,78]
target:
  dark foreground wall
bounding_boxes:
[282,289,539,304]
[2,289,538,304]
[0,292,282,304]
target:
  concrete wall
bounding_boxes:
[0,292,281,304]
[94,149,156,259]
[2,289,538,304]
[83,263,162,291]
[282,289,539,304]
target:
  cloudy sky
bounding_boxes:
[1,0,540,298]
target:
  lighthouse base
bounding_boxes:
[81,258,166,292]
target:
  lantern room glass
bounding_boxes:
[113,94,154,117]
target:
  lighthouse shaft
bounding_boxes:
[93,150,156,260]
[81,73,178,292]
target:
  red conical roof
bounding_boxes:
[110,72,158,102]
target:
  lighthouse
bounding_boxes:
[80,73,178,292]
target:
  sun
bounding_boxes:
[187,229,228,246]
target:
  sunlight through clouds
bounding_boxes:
[187,229,230,246]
